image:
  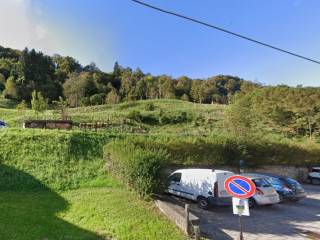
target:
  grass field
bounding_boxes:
[0,128,185,239]
[0,173,184,240]
[0,99,224,135]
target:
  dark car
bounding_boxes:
[0,120,6,128]
[246,173,306,202]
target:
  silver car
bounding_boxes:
[243,175,280,207]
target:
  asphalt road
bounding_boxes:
[188,184,320,240]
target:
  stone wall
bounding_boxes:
[168,165,310,182]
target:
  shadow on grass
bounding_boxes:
[0,165,104,240]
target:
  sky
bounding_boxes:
[0,0,320,86]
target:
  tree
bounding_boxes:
[120,68,136,101]
[52,55,81,75]
[31,90,48,115]
[4,76,18,99]
[106,89,120,104]
[63,72,96,107]
[158,75,175,99]
[190,80,205,103]
[135,78,147,100]
[53,97,69,120]
[0,73,5,93]
[175,76,192,98]
[19,48,59,101]
[224,93,256,138]
[16,100,28,110]
[90,93,106,105]
[180,93,190,101]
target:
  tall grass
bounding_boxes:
[0,129,116,190]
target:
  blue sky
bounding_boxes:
[1,0,320,86]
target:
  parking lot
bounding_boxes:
[188,184,320,240]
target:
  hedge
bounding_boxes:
[109,134,320,167]
[104,139,169,195]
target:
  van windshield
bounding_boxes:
[169,173,181,183]
[253,178,272,187]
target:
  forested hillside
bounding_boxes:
[0,45,258,106]
[1,45,320,139]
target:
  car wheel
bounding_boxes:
[311,178,320,185]
[248,198,257,208]
[279,194,284,203]
[197,196,209,210]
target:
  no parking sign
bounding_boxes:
[224,175,256,199]
[224,175,257,239]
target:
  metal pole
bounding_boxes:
[239,215,244,240]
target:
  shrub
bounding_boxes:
[104,139,169,195]
[159,110,189,125]
[16,100,28,110]
[90,93,106,105]
[145,102,155,111]
[127,110,142,122]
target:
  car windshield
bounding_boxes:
[285,178,301,187]
[253,178,272,187]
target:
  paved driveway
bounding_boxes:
[189,184,320,240]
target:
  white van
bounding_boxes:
[167,169,234,209]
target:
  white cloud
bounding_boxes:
[0,0,50,51]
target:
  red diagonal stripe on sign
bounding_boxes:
[230,179,250,194]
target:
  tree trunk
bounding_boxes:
[308,116,312,138]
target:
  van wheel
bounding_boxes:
[248,198,257,208]
[311,178,320,185]
[197,196,209,210]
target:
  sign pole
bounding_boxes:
[239,214,244,240]
[224,176,256,240]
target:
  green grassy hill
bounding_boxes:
[0,99,225,135]
[0,128,184,240]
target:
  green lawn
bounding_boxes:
[0,177,184,240]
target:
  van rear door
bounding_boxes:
[214,171,234,197]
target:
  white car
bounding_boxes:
[167,169,234,209]
[308,167,320,185]
[243,175,280,207]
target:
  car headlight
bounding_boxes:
[283,187,293,192]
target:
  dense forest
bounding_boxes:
[0,45,258,106]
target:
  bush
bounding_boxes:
[159,110,189,125]
[145,102,155,111]
[127,110,143,122]
[104,139,169,195]
[90,93,106,105]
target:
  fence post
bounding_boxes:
[185,204,190,235]
[194,226,200,240]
